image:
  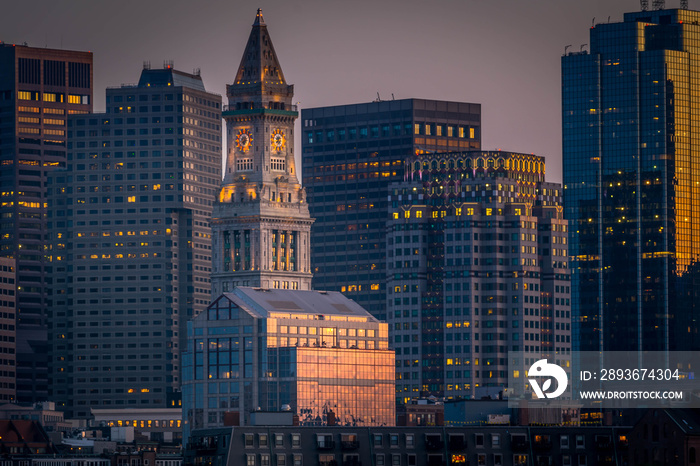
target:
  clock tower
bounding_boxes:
[211,9,313,294]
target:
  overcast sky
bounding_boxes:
[3,0,660,182]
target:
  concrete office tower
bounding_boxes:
[183,287,395,438]
[48,65,222,418]
[301,99,481,321]
[563,7,700,352]
[388,151,570,402]
[210,10,313,295]
[0,257,16,402]
[0,43,92,402]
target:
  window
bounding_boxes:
[319,455,335,466]
[291,433,301,447]
[392,454,401,466]
[259,434,268,447]
[374,434,383,446]
[293,455,302,466]
[275,434,284,447]
[405,434,414,448]
[560,435,569,449]
[390,434,399,447]
[492,434,500,447]
[576,435,584,448]
[407,455,416,466]
[475,433,484,446]
[246,454,256,466]
[245,433,254,447]
[317,434,334,449]
[376,454,385,466]
[261,455,270,466]
[276,454,286,466]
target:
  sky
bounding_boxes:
[2,0,657,183]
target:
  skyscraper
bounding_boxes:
[301,100,481,320]
[388,151,570,402]
[48,65,222,418]
[0,43,93,402]
[210,9,312,295]
[562,7,700,352]
[0,257,16,402]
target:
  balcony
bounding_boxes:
[448,435,466,451]
[340,440,359,450]
[595,436,612,451]
[511,436,529,452]
[317,439,335,450]
[425,435,443,451]
[533,436,552,451]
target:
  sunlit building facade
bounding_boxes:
[183,287,394,439]
[210,9,313,295]
[0,43,92,402]
[563,7,700,352]
[47,65,222,418]
[301,99,481,321]
[388,151,570,402]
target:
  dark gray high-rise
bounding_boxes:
[0,44,93,402]
[48,65,221,418]
[301,100,481,320]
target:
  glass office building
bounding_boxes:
[301,100,481,321]
[182,287,394,439]
[563,7,700,352]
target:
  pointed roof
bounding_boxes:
[233,9,287,88]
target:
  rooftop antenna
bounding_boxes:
[163,59,174,69]
[580,44,588,52]
[641,0,649,10]
[143,61,151,70]
[591,17,596,28]
[391,93,395,100]
[375,92,382,102]
[681,0,688,9]
[652,0,665,9]
[193,68,201,76]
[564,44,572,55]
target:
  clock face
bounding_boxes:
[271,129,286,152]
[236,129,253,153]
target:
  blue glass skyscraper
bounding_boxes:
[563,7,700,352]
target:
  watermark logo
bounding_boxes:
[528,359,568,399]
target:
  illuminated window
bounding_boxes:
[416,211,422,218]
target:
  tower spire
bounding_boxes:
[254,8,265,25]
[232,8,286,87]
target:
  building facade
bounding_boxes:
[0,44,92,402]
[210,9,313,295]
[0,257,16,402]
[186,425,629,466]
[182,287,395,439]
[562,7,700,352]
[387,151,570,402]
[301,99,481,321]
[47,66,222,418]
